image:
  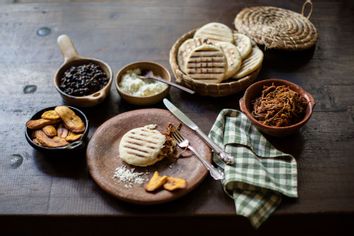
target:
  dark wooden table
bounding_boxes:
[1,0,354,235]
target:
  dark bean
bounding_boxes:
[59,63,109,96]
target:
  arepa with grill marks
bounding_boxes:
[233,46,263,79]
[194,22,234,43]
[177,38,204,74]
[119,124,166,167]
[215,41,242,79]
[185,44,227,84]
[233,33,252,59]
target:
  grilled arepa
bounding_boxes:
[185,44,227,83]
[119,124,175,167]
[194,22,234,43]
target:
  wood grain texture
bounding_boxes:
[0,0,354,234]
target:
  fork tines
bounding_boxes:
[171,130,184,143]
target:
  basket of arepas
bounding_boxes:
[169,22,264,97]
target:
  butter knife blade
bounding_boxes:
[163,98,198,130]
[163,98,234,165]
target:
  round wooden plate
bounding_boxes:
[86,108,211,204]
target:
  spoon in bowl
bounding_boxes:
[138,71,195,95]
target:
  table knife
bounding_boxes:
[163,98,234,165]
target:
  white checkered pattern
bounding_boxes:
[209,109,298,228]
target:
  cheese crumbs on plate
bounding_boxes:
[112,165,148,188]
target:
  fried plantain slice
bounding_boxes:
[26,118,60,130]
[34,130,68,148]
[65,131,82,142]
[41,110,60,120]
[57,124,69,138]
[54,106,85,133]
[32,138,42,146]
[42,125,57,137]
[145,171,168,192]
[163,176,187,191]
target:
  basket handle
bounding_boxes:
[301,0,313,19]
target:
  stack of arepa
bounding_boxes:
[177,22,263,84]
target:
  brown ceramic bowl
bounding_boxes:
[54,35,113,107]
[239,79,315,137]
[115,61,171,106]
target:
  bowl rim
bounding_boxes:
[115,61,171,99]
[53,57,113,100]
[241,78,315,130]
[25,105,89,150]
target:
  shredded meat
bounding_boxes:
[165,123,182,136]
[251,83,308,127]
[160,123,180,158]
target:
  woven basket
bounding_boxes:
[169,29,261,97]
[234,0,318,50]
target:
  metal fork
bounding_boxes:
[171,129,224,180]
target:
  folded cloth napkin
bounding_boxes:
[208,109,298,228]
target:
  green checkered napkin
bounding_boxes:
[208,109,298,228]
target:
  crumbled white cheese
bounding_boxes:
[145,124,157,130]
[119,68,168,97]
[112,165,147,188]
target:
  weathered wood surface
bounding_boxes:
[0,0,354,234]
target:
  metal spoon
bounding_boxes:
[139,71,195,95]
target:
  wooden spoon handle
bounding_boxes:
[57,34,80,63]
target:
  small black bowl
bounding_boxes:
[25,106,89,154]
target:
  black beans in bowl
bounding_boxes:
[59,63,109,97]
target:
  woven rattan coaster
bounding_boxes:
[234,0,318,50]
